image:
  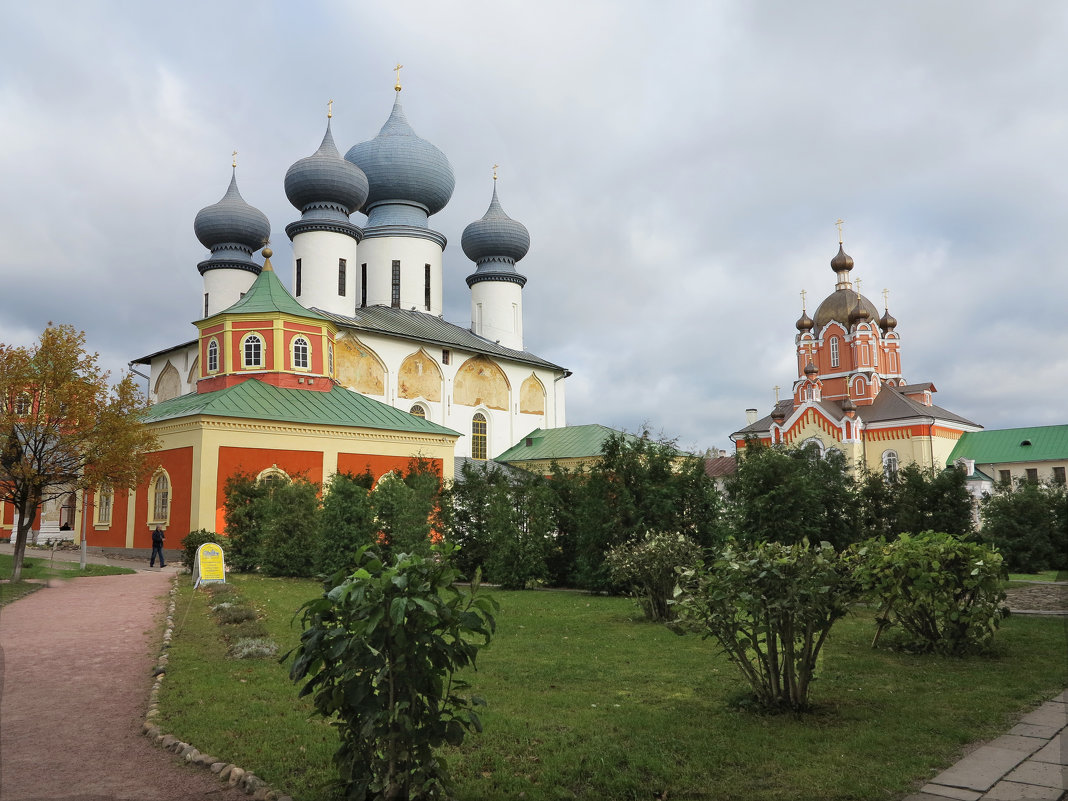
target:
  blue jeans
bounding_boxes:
[150,543,165,567]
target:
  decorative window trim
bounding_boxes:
[830,337,840,368]
[292,336,311,371]
[409,403,427,420]
[207,339,220,373]
[256,466,290,485]
[327,341,334,378]
[95,486,114,527]
[149,469,171,526]
[471,412,488,461]
[241,333,264,369]
[882,450,899,482]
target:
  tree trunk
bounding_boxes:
[10,494,39,582]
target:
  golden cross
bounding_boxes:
[854,277,862,294]
[492,164,499,181]
[835,218,844,244]
[800,288,807,310]
[232,150,237,168]
[394,63,404,92]
[882,287,889,308]
[327,99,333,118]
[773,385,781,402]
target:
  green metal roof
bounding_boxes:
[947,425,1068,466]
[142,378,457,436]
[217,263,328,320]
[496,424,641,462]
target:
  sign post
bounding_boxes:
[192,542,226,588]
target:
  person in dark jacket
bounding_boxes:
[150,526,166,568]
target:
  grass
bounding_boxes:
[0,553,136,606]
[1008,569,1064,583]
[160,576,1068,801]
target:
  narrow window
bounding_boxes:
[14,393,31,416]
[882,450,899,482]
[1025,468,1038,482]
[292,337,310,369]
[207,340,219,372]
[244,334,263,368]
[1053,466,1065,485]
[338,258,347,297]
[361,263,367,308]
[424,263,431,310]
[97,487,113,525]
[999,469,1011,484]
[152,473,170,521]
[441,349,450,365]
[873,343,879,368]
[410,404,426,419]
[475,303,483,335]
[296,258,302,296]
[471,413,487,460]
[327,341,334,377]
[830,337,840,368]
[204,293,209,317]
[391,260,401,308]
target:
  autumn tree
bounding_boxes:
[0,324,159,580]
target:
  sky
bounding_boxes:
[2,1,1066,455]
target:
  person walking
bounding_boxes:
[150,526,166,568]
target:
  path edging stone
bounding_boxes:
[143,575,295,801]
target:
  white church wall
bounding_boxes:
[357,235,443,315]
[203,269,257,318]
[292,230,359,316]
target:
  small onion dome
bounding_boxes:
[879,308,898,331]
[285,120,369,215]
[830,243,854,274]
[841,397,857,415]
[194,171,271,252]
[849,295,872,325]
[345,98,455,217]
[771,406,786,422]
[804,361,818,376]
[795,309,814,332]
[462,184,530,264]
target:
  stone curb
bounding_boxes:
[143,575,294,801]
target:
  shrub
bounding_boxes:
[317,470,377,576]
[257,478,321,577]
[980,480,1068,572]
[852,531,1007,654]
[223,473,272,572]
[288,543,497,801]
[675,540,859,711]
[179,529,225,571]
[605,532,703,621]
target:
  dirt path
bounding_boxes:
[0,571,250,801]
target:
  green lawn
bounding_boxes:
[1008,569,1065,583]
[160,576,1068,801]
[0,553,136,606]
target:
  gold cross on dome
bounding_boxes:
[854,277,862,294]
[232,150,237,168]
[800,288,807,310]
[394,63,404,92]
[835,218,845,243]
[327,99,333,118]
[492,164,499,181]
[882,287,890,308]
[774,385,781,402]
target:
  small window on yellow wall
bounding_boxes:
[243,333,263,369]
[96,487,113,525]
[292,336,310,370]
[882,451,899,482]
[150,470,171,524]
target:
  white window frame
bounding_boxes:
[830,337,840,368]
[150,470,171,525]
[292,336,310,370]
[207,339,220,373]
[242,333,264,369]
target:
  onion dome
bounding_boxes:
[849,296,872,326]
[194,170,270,274]
[879,307,898,331]
[285,120,369,219]
[464,182,530,288]
[804,362,818,377]
[795,308,814,332]
[771,406,786,422]
[814,289,879,330]
[841,397,857,415]
[830,243,854,274]
[345,97,455,225]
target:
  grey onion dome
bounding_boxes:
[194,171,271,251]
[841,397,857,413]
[461,184,530,263]
[345,99,455,216]
[284,120,369,214]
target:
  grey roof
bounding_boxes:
[131,339,198,365]
[285,119,369,218]
[345,98,455,219]
[314,305,565,371]
[813,288,880,330]
[453,456,531,482]
[462,184,530,264]
[194,171,271,252]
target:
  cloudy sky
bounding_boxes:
[2,1,1066,453]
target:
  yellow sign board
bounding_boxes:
[193,542,226,587]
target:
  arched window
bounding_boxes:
[829,337,840,368]
[409,404,426,419]
[801,438,825,457]
[96,487,113,526]
[243,334,263,369]
[207,339,219,373]
[292,337,310,370]
[151,471,170,523]
[471,413,488,461]
[256,466,290,486]
[882,450,899,482]
[327,341,334,378]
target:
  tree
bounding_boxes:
[980,479,1068,572]
[0,324,158,580]
[317,469,377,576]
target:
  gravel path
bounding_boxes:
[0,570,250,801]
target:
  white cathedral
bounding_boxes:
[137,84,568,461]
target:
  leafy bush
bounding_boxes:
[852,531,1007,654]
[257,478,321,577]
[179,529,225,571]
[223,472,272,571]
[605,532,703,621]
[317,470,377,576]
[980,480,1068,572]
[288,543,497,801]
[373,461,441,557]
[675,540,859,711]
